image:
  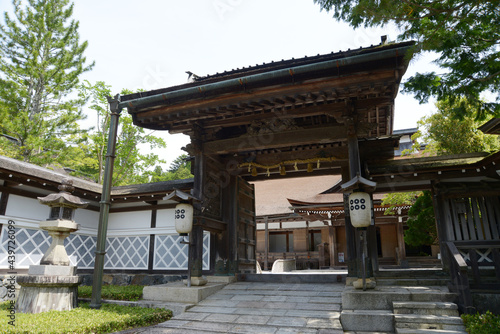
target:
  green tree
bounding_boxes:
[75,81,167,186]
[382,191,420,215]
[0,0,94,166]
[150,155,193,182]
[404,191,437,246]
[314,0,500,119]
[410,99,500,155]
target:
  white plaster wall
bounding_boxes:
[108,210,151,230]
[74,209,100,230]
[156,208,175,228]
[5,194,48,220]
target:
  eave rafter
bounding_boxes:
[131,69,399,133]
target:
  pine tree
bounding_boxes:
[0,0,94,165]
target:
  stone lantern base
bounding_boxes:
[16,265,81,313]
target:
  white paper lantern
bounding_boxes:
[175,203,193,235]
[349,192,372,228]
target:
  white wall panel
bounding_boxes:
[108,210,151,230]
[74,209,99,229]
[155,208,175,228]
[5,195,47,220]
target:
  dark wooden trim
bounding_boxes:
[0,185,9,216]
[148,206,157,271]
[148,234,155,271]
[194,216,227,233]
[109,203,176,213]
[453,240,500,248]
[204,125,348,155]
[0,185,101,211]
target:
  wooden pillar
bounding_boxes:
[432,185,450,270]
[345,115,376,278]
[226,174,238,273]
[396,213,406,266]
[264,216,269,271]
[329,225,336,267]
[190,123,206,281]
[342,167,359,277]
[368,193,379,273]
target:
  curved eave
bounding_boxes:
[122,42,414,133]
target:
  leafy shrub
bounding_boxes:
[462,311,500,334]
[0,302,172,333]
[78,285,144,301]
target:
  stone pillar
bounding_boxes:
[16,179,88,313]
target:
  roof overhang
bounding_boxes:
[121,42,414,138]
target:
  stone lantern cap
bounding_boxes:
[37,178,89,209]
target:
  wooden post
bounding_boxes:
[432,185,450,270]
[190,123,206,283]
[264,216,269,271]
[342,168,358,277]
[368,193,378,273]
[226,174,238,273]
[329,225,336,267]
[396,214,406,266]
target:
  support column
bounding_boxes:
[342,168,358,277]
[396,213,407,266]
[344,115,376,279]
[189,123,207,285]
[264,216,269,271]
[90,95,122,309]
[328,225,336,267]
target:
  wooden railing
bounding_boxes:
[445,241,500,314]
[444,242,474,314]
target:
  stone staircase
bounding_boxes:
[394,301,467,333]
[341,271,467,333]
[156,281,345,333]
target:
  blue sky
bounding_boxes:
[1,0,439,166]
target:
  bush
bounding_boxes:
[78,285,144,301]
[0,302,172,333]
[462,311,500,334]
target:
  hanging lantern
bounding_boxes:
[349,192,372,228]
[175,203,194,236]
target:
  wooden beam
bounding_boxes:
[204,125,348,154]
[194,216,227,233]
[132,70,398,127]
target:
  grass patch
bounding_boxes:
[462,311,500,334]
[0,302,172,334]
[78,285,144,301]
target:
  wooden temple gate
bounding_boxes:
[108,39,500,313]
[118,40,415,281]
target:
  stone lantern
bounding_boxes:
[37,179,88,266]
[16,179,88,313]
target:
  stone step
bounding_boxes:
[394,314,466,331]
[342,286,457,310]
[142,282,227,304]
[396,328,467,334]
[376,269,447,278]
[393,301,459,316]
[377,278,449,286]
[341,310,394,332]
[239,272,346,283]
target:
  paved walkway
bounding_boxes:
[125,281,345,333]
